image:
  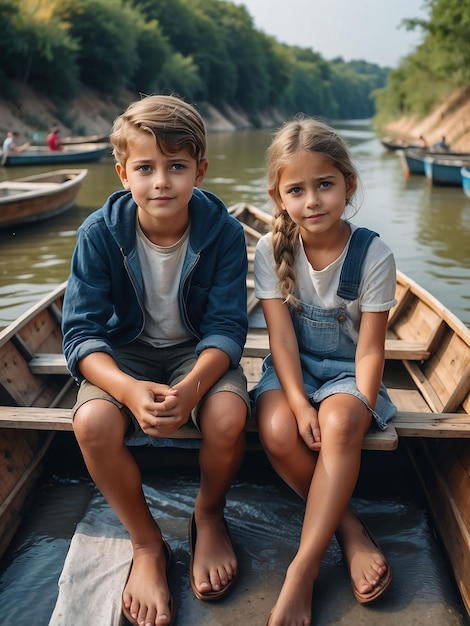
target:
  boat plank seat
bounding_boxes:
[0,405,397,450]
[2,405,470,444]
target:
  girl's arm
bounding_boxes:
[355,310,389,409]
[262,298,321,449]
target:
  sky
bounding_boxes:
[230,0,429,68]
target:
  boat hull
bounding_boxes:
[0,205,469,618]
[425,157,470,186]
[461,167,470,198]
[1,143,109,167]
[0,169,88,228]
[398,149,427,176]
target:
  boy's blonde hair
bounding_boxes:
[110,94,207,166]
[267,116,360,308]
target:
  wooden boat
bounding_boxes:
[0,142,110,167]
[0,204,469,621]
[397,148,428,176]
[398,147,470,178]
[381,138,419,152]
[380,137,420,152]
[0,169,88,229]
[461,167,470,198]
[31,131,109,146]
[424,155,470,186]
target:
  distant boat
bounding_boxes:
[381,138,419,152]
[397,148,428,176]
[0,142,110,167]
[0,169,88,228]
[424,155,470,186]
[31,131,109,146]
[461,167,470,198]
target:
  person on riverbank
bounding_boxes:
[252,116,396,625]
[47,126,61,151]
[62,94,249,626]
[433,135,449,152]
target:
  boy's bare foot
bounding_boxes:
[189,510,238,599]
[122,537,174,626]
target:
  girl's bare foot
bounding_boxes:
[266,558,315,626]
[337,516,391,602]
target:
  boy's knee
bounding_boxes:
[73,399,125,447]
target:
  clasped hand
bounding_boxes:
[121,380,193,436]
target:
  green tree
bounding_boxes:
[56,0,141,93]
[2,0,79,99]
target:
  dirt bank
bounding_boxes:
[0,84,284,142]
[383,86,470,152]
[2,84,469,151]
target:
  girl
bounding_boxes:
[253,117,396,626]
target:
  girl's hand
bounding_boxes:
[296,406,322,451]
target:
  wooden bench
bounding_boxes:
[0,405,398,450]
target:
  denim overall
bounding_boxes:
[253,228,396,429]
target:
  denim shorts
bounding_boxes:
[251,353,396,431]
[72,339,250,435]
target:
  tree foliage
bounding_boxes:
[374,0,470,123]
[1,0,389,119]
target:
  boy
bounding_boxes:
[62,95,249,626]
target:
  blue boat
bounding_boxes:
[397,148,427,176]
[461,167,470,198]
[424,155,470,186]
[1,142,110,167]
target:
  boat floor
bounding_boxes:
[45,460,469,626]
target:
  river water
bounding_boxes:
[1,121,470,625]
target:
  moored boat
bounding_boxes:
[424,155,470,186]
[0,169,88,228]
[0,204,469,621]
[397,148,428,176]
[461,167,470,198]
[381,138,419,152]
[0,142,110,167]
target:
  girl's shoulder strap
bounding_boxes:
[336,227,379,301]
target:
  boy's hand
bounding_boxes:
[122,380,184,436]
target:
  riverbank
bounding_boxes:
[2,83,470,152]
[382,85,470,152]
[0,84,285,141]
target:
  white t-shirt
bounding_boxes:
[136,219,193,347]
[2,137,13,152]
[254,223,397,343]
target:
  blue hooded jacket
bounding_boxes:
[62,187,248,383]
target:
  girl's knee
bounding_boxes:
[258,409,298,458]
